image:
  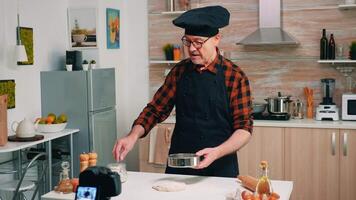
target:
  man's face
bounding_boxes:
[183,34,220,65]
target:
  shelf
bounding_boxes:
[151,57,344,64]
[149,0,200,15]
[149,11,186,15]
[150,58,356,65]
[161,11,186,15]
[318,60,356,77]
[338,4,356,10]
[149,60,180,64]
[318,60,356,64]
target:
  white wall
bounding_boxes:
[78,0,149,171]
[0,0,69,129]
[0,0,69,194]
[0,0,149,171]
[97,0,149,171]
[118,0,149,171]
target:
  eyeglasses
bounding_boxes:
[181,36,210,49]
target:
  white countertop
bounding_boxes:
[41,171,293,200]
[161,116,356,129]
[0,129,79,153]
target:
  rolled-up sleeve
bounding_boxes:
[133,75,176,137]
[231,75,253,134]
[132,61,189,137]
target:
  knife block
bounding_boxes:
[0,95,8,146]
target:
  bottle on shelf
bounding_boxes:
[328,33,336,60]
[255,161,273,200]
[173,44,181,61]
[320,29,328,60]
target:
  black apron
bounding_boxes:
[166,55,238,177]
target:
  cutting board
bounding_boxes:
[0,95,8,146]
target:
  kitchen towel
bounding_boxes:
[153,126,173,165]
[148,126,158,163]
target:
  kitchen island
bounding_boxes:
[42,171,293,200]
[141,117,356,200]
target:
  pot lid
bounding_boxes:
[266,96,291,100]
[267,92,291,99]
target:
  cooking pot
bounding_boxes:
[265,92,292,114]
[252,102,267,114]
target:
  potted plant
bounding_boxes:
[90,60,96,69]
[82,60,89,71]
[350,41,356,60]
[65,58,73,71]
[162,44,174,60]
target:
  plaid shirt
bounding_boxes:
[134,53,253,137]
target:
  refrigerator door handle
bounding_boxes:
[88,114,95,152]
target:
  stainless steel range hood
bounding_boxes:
[237,0,298,46]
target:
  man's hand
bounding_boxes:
[112,134,138,161]
[112,125,145,161]
[195,147,221,169]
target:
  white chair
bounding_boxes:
[0,152,47,200]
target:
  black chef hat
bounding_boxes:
[173,5,230,37]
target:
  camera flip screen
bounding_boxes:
[75,186,97,200]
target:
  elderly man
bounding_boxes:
[113,5,253,177]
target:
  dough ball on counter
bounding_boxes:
[152,180,186,192]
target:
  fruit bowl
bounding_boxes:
[36,123,67,133]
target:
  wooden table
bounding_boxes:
[0,129,79,193]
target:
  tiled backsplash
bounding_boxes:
[148,0,356,110]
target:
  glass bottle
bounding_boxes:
[328,33,336,60]
[255,161,273,200]
[320,29,328,60]
[57,161,73,193]
[107,162,128,183]
[173,44,181,61]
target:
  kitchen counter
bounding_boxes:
[161,116,356,129]
[0,129,79,153]
[0,129,79,193]
[41,171,293,200]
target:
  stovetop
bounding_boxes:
[253,113,291,120]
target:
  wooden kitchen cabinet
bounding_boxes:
[285,128,339,200]
[139,124,356,200]
[238,127,284,180]
[139,123,175,173]
[340,129,356,200]
[140,125,285,178]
